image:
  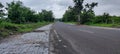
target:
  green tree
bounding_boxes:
[110,16,120,24]
[73,0,84,24]
[62,6,77,22]
[102,13,110,24]
[94,13,111,24]
[36,12,44,22]
[7,1,36,23]
[0,2,4,18]
[7,1,24,23]
[41,10,54,22]
[81,2,98,24]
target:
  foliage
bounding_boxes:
[80,2,98,24]
[0,22,50,37]
[62,6,77,22]
[0,1,54,38]
[40,10,55,22]
[73,0,84,14]
[73,0,84,24]
[62,0,98,24]
[87,23,120,28]
[62,0,120,27]
[6,1,54,24]
[0,2,4,18]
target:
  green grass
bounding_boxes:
[0,22,50,38]
[64,22,120,28]
[87,23,120,28]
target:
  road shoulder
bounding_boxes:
[0,24,52,54]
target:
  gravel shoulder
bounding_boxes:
[0,24,52,54]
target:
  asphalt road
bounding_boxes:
[53,22,120,54]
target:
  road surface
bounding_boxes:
[52,22,120,54]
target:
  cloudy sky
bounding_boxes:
[0,0,120,18]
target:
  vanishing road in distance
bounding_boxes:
[52,22,120,54]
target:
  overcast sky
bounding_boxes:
[0,0,120,18]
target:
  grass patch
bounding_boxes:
[64,22,120,28]
[87,23,120,28]
[0,22,50,38]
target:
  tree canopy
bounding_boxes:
[0,2,4,18]
[62,0,120,25]
[5,1,54,24]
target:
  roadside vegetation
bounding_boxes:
[0,22,50,38]
[87,24,120,28]
[0,1,54,38]
[62,0,120,28]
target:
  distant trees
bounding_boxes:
[91,13,109,24]
[62,6,77,22]
[62,0,98,24]
[0,2,5,24]
[94,13,120,24]
[7,1,33,23]
[0,1,55,24]
[62,0,120,25]
[40,10,54,22]
[110,16,120,24]
[102,13,110,24]
[73,0,84,24]
[6,1,54,24]
[0,2,4,18]
[81,2,98,24]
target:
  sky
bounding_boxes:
[0,0,120,18]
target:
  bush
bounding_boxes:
[0,22,19,31]
[0,22,50,38]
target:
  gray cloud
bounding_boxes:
[21,0,74,18]
[0,0,120,18]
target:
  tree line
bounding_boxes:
[0,1,54,24]
[62,0,120,24]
